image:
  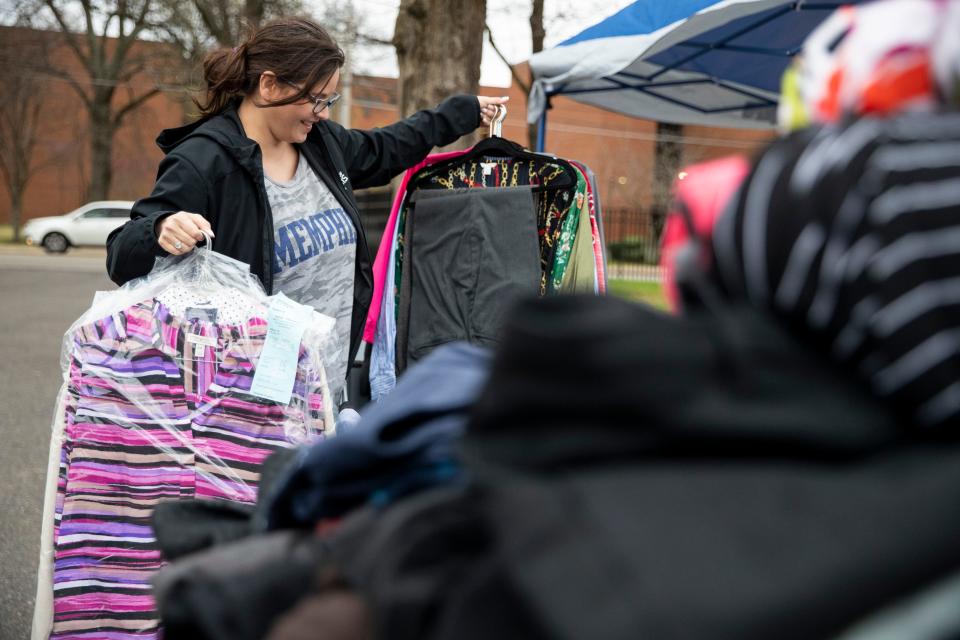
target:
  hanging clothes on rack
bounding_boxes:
[363,148,471,345]
[558,173,596,294]
[41,243,338,640]
[400,186,541,368]
[366,106,606,400]
[549,166,588,293]
[365,149,470,403]
[570,159,608,295]
[395,136,578,298]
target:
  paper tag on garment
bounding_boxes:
[186,333,218,347]
[480,162,497,176]
[186,332,218,358]
[249,293,312,404]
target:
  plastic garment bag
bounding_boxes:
[44,241,338,640]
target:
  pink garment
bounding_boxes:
[363,149,470,344]
[589,204,606,295]
[571,160,606,295]
[659,155,750,312]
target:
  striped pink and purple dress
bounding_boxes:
[50,299,330,639]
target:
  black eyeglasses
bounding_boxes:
[281,79,341,115]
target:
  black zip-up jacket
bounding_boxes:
[106,94,481,365]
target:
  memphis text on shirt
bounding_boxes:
[273,207,357,274]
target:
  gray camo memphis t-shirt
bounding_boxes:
[266,152,356,404]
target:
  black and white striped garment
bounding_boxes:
[712,111,960,430]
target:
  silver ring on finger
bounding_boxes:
[174,241,183,250]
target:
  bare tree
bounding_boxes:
[34,0,185,201]
[0,29,53,242]
[153,0,310,126]
[529,0,544,55]
[394,0,486,149]
[172,0,303,49]
[652,121,683,240]
[317,0,360,128]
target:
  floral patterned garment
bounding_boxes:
[394,154,578,304]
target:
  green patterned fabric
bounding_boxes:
[549,167,588,293]
[394,154,578,316]
[560,171,597,294]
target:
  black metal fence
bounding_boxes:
[354,190,665,283]
[602,207,665,282]
[355,187,393,256]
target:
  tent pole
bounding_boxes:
[536,103,548,152]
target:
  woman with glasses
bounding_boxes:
[106,16,507,404]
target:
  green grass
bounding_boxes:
[608,279,669,310]
[0,224,13,244]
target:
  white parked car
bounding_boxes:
[23,200,134,253]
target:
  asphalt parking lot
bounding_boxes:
[0,248,114,639]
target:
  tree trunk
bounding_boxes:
[528,0,544,148]
[10,190,23,243]
[88,98,116,201]
[394,0,486,150]
[1,147,31,244]
[244,0,265,28]
[651,122,683,244]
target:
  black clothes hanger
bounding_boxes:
[410,106,577,192]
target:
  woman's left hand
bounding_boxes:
[478,95,510,126]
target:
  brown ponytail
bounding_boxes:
[196,17,345,117]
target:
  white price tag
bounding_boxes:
[186,332,218,358]
[249,293,312,404]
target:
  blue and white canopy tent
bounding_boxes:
[528,0,865,151]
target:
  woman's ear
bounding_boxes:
[258,71,282,103]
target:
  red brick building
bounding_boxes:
[0,26,774,239]
[0,27,189,223]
